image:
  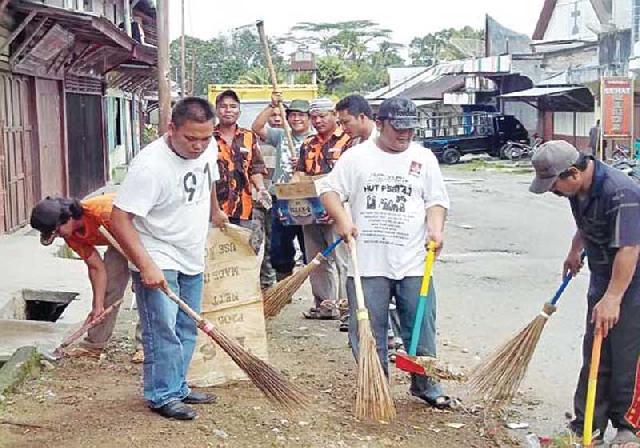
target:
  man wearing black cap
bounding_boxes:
[317,96,453,409]
[530,140,640,446]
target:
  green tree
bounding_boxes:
[170,30,285,96]
[286,20,393,62]
[409,26,483,66]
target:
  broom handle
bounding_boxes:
[256,20,296,159]
[321,237,343,257]
[583,328,603,447]
[98,227,206,327]
[408,242,437,356]
[550,251,587,306]
[348,240,367,312]
[56,298,124,352]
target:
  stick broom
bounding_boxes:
[98,226,310,412]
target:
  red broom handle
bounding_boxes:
[54,298,124,354]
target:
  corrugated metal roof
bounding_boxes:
[501,86,581,98]
[399,75,466,100]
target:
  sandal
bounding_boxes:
[339,315,349,332]
[302,307,339,320]
[424,395,454,410]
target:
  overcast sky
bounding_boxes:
[169,0,546,48]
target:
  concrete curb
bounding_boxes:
[0,346,41,397]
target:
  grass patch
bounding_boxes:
[449,159,533,174]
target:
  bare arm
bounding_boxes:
[321,191,357,242]
[210,182,228,228]
[592,245,640,337]
[251,173,266,191]
[110,206,167,289]
[563,230,585,276]
[251,105,276,141]
[85,250,107,319]
[426,205,447,256]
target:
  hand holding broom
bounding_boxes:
[256,20,296,161]
[52,298,124,359]
[98,226,310,412]
[467,252,587,407]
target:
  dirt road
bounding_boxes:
[0,164,588,447]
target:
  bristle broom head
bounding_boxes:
[466,315,549,408]
[263,255,324,318]
[355,317,396,422]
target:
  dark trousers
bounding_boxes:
[572,273,640,435]
[270,208,305,275]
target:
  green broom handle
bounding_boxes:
[550,251,586,306]
[409,242,437,356]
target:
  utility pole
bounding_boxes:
[157,0,170,134]
[180,0,186,98]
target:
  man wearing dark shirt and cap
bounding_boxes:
[530,140,640,447]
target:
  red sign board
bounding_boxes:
[601,77,634,138]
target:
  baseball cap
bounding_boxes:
[309,97,335,114]
[529,140,580,194]
[215,89,240,106]
[377,97,419,129]
[30,197,71,245]
[286,99,310,113]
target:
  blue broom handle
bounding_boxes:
[550,251,587,306]
[321,237,343,257]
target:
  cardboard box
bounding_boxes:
[274,175,332,226]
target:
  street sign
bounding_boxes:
[601,77,634,138]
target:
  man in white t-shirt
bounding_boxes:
[111,97,228,420]
[317,97,453,409]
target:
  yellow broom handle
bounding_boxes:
[420,242,437,297]
[583,328,603,447]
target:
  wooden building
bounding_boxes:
[0,0,157,234]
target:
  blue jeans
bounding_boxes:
[132,270,203,408]
[270,207,306,274]
[346,276,444,401]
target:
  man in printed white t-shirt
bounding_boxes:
[318,97,453,409]
[111,97,229,421]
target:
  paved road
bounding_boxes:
[436,164,590,440]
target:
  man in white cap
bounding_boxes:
[530,140,640,447]
[296,97,351,319]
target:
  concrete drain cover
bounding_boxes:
[0,289,78,322]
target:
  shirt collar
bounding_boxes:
[314,126,344,144]
[214,124,242,137]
